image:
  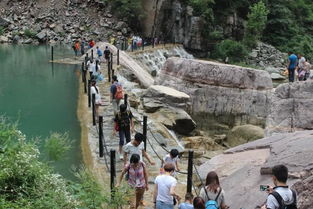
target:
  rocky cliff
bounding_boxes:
[156,57,273,134]
[0,0,130,44]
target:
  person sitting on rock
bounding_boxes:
[261,165,297,209]
[199,171,228,209]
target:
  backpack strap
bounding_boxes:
[215,188,222,201]
[291,189,297,206]
[270,191,284,209]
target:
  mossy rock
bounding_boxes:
[227,125,264,147]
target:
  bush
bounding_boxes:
[212,39,248,63]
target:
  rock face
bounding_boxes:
[157,57,273,132]
[266,81,313,135]
[227,124,264,147]
[198,130,313,209]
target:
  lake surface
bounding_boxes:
[0,44,82,180]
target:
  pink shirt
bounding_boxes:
[125,162,146,188]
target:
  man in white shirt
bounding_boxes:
[123,132,155,166]
[261,165,297,209]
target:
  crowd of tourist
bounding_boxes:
[287,52,312,82]
[80,42,298,209]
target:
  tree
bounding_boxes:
[244,0,269,48]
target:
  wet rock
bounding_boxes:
[150,107,196,135]
[12,35,20,44]
[227,125,264,147]
[23,39,32,44]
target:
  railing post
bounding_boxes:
[91,49,94,60]
[143,115,147,152]
[84,73,87,94]
[112,69,114,81]
[110,149,116,199]
[81,62,84,82]
[131,40,134,52]
[110,53,113,71]
[117,49,120,65]
[187,150,194,193]
[152,37,155,48]
[99,116,104,157]
[142,38,144,51]
[124,93,128,107]
[88,80,91,107]
[108,60,111,83]
[92,93,96,126]
[51,46,54,61]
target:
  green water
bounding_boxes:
[0,44,82,180]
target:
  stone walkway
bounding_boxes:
[80,44,197,208]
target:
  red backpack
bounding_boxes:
[115,84,124,100]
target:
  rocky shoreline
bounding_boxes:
[0,0,130,45]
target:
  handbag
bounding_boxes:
[114,122,119,131]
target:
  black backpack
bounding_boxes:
[270,190,297,209]
[117,111,131,129]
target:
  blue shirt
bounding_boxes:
[97,49,102,56]
[178,202,194,209]
[289,54,298,69]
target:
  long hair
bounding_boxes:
[205,171,220,193]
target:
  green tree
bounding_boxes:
[244,0,269,48]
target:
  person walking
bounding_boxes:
[96,46,103,61]
[90,79,101,119]
[153,163,181,209]
[113,104,134,159]
[116,154,149,209]
[261,165,297,209]
[110,75,122,115]
[193,197,205,209]
[123,132,155,166]
[287,51,298,82]
[88,59,96,79]
[104,46,111,63]
[81,39,85,55]
[199,171,228,209]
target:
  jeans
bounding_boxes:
[288,68,295,82]
[156,201,174,209]
[119,127,131,146]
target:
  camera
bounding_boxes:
[260,185,269,191]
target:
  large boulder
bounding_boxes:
[157,57,272,132]
[198,130,313,209]
[143,85,190,108]
[266,81,313,135]
[227,125,264,147]
[149,107,196,135]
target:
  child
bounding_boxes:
[179,193,194,209]
[161,149,180,173]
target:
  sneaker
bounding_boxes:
[119,154,123,160]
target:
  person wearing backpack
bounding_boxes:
[261,165,297,209]
[110,75,123,115]
[199,171,228,209]
[116,154,149,209]
[104,46,111,63]
[113,104,134,159]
